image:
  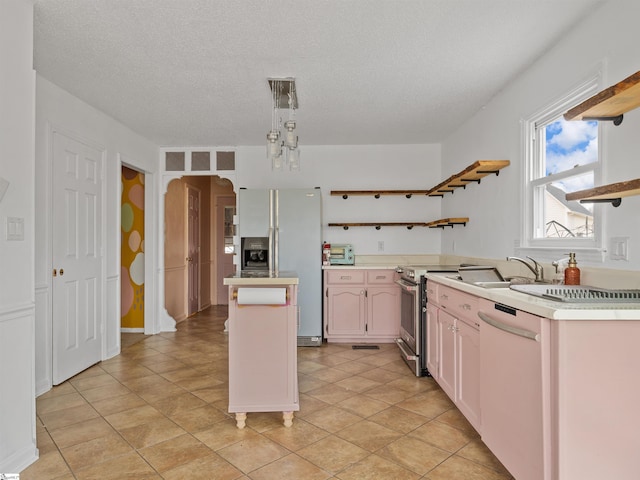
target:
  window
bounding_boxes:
[521,73,603,256]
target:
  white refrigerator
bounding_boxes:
[238,188,322,346]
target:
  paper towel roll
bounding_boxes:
[236,287,287,305]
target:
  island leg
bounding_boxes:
[283,411,294,427]
[235,412,247,429]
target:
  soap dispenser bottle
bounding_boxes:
[564,252,580,285]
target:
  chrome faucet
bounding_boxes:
[506,256,544,282]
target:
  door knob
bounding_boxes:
[60,268,64,276]
[53,269,57,277]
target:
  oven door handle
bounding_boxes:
[395,279,418,291]
[395,338,418,361]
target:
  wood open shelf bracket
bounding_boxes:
[564,70,640,126]
[330,160,509,199]
[331,190,429,199]
[426,160,510,197]
[328,218,469,230]
[565,178,640,208]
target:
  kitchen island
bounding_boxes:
[224,271,299,428]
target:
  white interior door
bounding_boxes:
[52,132,103,385]
[187,185,200,316]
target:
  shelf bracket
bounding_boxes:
[342,225,349,230]
[459,178,481,184]
[476,169,502,176]
[582,114,624,126]
[579,198,622,207]
[342,194,349,199]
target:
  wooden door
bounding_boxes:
[52,132,103,384]
[186,185,200,316]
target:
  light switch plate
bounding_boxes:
[6,217,24,241]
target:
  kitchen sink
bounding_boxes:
[510,284,640,303]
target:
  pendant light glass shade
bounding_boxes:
[267,78,300,171]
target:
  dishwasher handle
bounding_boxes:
[477,311,540,342]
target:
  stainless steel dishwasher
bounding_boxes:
[477,298,552,480]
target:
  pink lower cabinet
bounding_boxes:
[435,291,481,431]
[227,283,299,428]
[324,269,400,342]
[478,298,551,480]
[551,320,640,480]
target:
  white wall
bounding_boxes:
[35,77,159,394]
[235,144,443,256]
[0,0,38,473]
[440,1,640,272]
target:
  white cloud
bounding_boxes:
[548,119,597,150]
[547,137,598,173]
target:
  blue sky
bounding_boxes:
[545,118,597,175]
[545,118,597,192]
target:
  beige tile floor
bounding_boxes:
[22,306,514,479]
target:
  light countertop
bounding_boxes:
[224,270,299,286]
[322,265,398,270]
[428,273,640,320]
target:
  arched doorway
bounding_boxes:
[163,175,236,323]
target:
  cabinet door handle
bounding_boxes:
[441,294,448,300]
[461,303,471,310]
[340,275,352,280]
[375,275,385,280]
[478,311,539,341]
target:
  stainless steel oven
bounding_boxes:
[395,265,459,376]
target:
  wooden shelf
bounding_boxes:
[564,70,640,125]
[328,218,469,230]
[330,190,429,199]
[425,160,510,197]
[565,178,640,207]
[331,160,510,199]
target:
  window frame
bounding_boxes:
[519,71,606,262]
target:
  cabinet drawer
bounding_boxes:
[325,269,366,285]
[426,281,439,304]
[366,270,397,284]
[439,285,479,325]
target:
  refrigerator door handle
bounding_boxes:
[268,226,274,271]
[274,190,279,272]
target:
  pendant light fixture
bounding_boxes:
[267,78,299,171]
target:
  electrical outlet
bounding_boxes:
[610,237,629,261]
[378,241,384,252]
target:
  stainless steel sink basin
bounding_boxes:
[510,284,640,303]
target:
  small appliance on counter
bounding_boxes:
[328,244,355,265]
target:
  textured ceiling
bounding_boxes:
[33,0,604,147]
